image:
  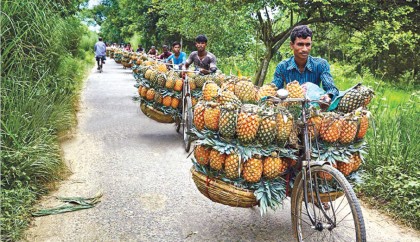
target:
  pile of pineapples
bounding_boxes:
[113,49,123,63]
[191,80,374,203]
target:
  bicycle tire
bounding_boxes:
[291,164,366,242]
[182,96,192,152]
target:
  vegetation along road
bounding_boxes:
[24,61,420,241]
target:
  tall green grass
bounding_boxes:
[1,0,96,240]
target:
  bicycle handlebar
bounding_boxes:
[263,96,330,107]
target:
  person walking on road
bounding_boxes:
[94,37,106,70]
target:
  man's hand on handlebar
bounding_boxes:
[319,94,332,103]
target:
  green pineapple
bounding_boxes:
[256,106,277,146]
[219,103,238,139]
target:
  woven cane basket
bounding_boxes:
[308,191,344,203]
[191,167,258,208]
[140,102,175,123]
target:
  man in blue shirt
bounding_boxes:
[272,25,339,102]
[166,41,186,70]
[94,37,106,70]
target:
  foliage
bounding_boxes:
[1,0,95,240]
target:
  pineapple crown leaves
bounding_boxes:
[254,179,287,216]
[191,90,203,98]
[311,142,351,164]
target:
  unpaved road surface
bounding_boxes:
[25,60,420,241]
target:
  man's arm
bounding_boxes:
[319,60,339,100]
[272,63,286,89]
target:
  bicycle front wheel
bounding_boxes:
[291,165,366,242]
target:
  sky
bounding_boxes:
[87,0,101,32]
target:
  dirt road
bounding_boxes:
[25,60,420,241]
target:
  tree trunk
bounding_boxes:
[254,49,273,86]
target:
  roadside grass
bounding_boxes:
[1,1,96,240]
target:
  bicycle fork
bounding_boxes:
[300,101,336,231]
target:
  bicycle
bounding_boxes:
[266,91,366,242]
[96,56,105,73]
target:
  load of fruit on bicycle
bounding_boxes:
[189,78,374,214]
[130,57,374,214]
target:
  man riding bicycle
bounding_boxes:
[94,37,106,70]
[182,34,217,76]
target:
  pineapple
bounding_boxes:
[149,70,158,84]
[171,97,180,109]
[308,115,323,139]
[146,88,155,101]
[236,104,260,144]
[337,85,366,113]
[224,152,241,179]
[337,161,353,176]
[221,80,236,92]
[204,102,221,131]
[156,63,167,72]
[162,96,172,107]
[276,107,294,144]
[256,107,277,146]
[350,152,363,171]
[194,145,210,165]
[286,81,304,98]
[218,89,242,107]
[242,156,263,183]
[339,116,358,144]
[219,103,238,139]
[359,86,374,107]
[256,83,278,101]
[202,81,220,101]
[320,113,341,143]
[209,149,226,171]
[193,102,206,131]
[263,153,287,179]
[189,79,197,90]
[156,73,166,88]
[137,86,143,96]
[165,76,176,89]
[234,80,256,103]
[356,111,369,139]
[173,79,183,92]
[140,87,148,98]
[153,92,163,104]
[145,69,153,80]
[194,75,207,88]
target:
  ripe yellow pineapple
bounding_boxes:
[308,114,323,139]
[203,81,220,101]
[337,161,353,176]
[276,107,294,144]
[170,97,180,109]
[320,113,341,143]
[193,102,206,131]
[140,87,148,98]
[204,102,221,131]
[165,76,176,89]
[256,83,278,101]
[218,89,242,107]
[286,80,304,98]
[219,103,238,139]
[156,63,167,73]
[209,149,226,171]
[256,107,277,146]
[162,96,172,107]
[146,88,155,101]
[242,156,263,183]
[350,152,363,172]
[144,69,153,80]
[236,104,260,144]
[339,116,358,144]
[194,145,210,165]
[173,79,183,92]
[234,80,256,103]
[224,152,241,179]
[138,86,143,96]
[356,112,369,139]
[221,80,236,92]
[263,153,287,179]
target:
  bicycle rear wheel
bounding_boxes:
[182,96,192,152]
[291,165,366,242]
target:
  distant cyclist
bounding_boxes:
[94,37,106,70]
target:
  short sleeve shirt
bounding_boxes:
[166,52,187,65]
[185,51,217,71]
